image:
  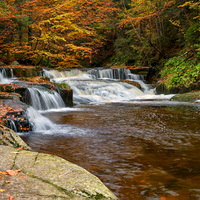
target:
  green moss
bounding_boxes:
[54,82,70,90]
[170,91,200,102]
[81,190,106,199]
[30,174,74,198]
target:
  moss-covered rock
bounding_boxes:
[12,66,41,77]
[170,91,200,102]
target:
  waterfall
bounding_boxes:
[27,86,65,110]
[43,69,92,80]
[0,68,13,83]
[43,68,173,104]
[89,68,144,80]
[7,120,18,132]
[26,107,55,132]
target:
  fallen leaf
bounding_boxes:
[20,176,25,179]
[0,189,5,192]
[9,196,14,200]
[5,180,10,184]
[6,170,21,176]
[0,171,7,175]
[11,152,20,154]
[18,147,23,150]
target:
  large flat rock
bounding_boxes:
[0,145,118,199]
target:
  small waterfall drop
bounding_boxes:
[0,68,13,83]
[27,86,65,110]
[26,107,55,132]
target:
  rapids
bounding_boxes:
[43,68,174,104]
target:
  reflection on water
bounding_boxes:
[21,102,200,200]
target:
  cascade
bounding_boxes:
[27,86,65,110]
[43,68,173,104]
[88,68,144,81]
[26,107,55,132]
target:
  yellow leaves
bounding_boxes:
[178,1,193,8]
[0,189,5,192]
[169,19,180,27]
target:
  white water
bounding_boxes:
[27,87,65,110]
[0,68,13,84]
[26,107,55,132]
[43,68,174,104]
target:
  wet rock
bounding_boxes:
[121,80,142,90]
[155,83,180,94]
[41,84,73,107]
[59,89,73,107]
[129,66,150,78]
[0,99,32,132]
[0,145,118,199]
[12,66,41,77]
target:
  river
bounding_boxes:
[19,68,200,199]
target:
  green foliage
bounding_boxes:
[54,82,70,90]
[160,56,200,89]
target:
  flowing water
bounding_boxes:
[0,68,14,83]
[18,68,200,199]
[27,86,65,110]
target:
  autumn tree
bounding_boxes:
[0,0,119,68]
[111,0,175,66]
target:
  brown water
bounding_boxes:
[21,102,200,200]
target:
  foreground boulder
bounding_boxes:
[0,145,118,199]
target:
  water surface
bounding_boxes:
[21,101,200,200]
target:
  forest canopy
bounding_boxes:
[0,0,199,85]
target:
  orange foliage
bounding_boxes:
[0,0,119,68]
